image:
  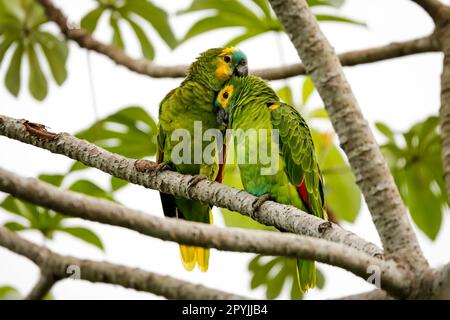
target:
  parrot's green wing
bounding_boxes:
[270,102,325,219]
[157,88,177,219]
[270,102,325,293]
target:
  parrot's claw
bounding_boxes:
[153,162,172,174]
[134,160,171,174]
[252,193,271,213]
[187,175,208,191]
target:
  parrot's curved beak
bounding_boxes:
[233,59,248,76]
[214,105,229,127]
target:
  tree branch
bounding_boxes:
[411,0,450,23]
[438,21,450,210]
[267,0,427,271]
[334,289,392,300]
[0,114,382,259]
[36,0,439,81]
[0,167,411,296]
[431,263,450,299]
[0,227,248,300]
[25,272,57,300]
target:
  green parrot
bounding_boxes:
[214,75,326,292]
[157,47,248,272]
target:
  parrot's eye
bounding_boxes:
[222,91,229,99]
[223,55,231,63]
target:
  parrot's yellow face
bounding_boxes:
[216,84,234,109]
[215,47,248,81]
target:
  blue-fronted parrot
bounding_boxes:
[214,75,326,291]
[157,47,248,272]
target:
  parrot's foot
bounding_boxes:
[252,193,271,213]
[135,160,171,173]
[187,175,208,192]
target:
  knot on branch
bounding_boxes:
[23,121,58,141]
[318,221,332,233]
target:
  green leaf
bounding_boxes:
[302,76,315,105]
[124,15,155,60]
[58,226,104,250]
[0,286,22,300]
[69,180,114,201]
[224,28,263,47]
[252,0,272,18]
[307,108,328,119]
[80,6,104,33]
[27,42,48,101]
[0,35,15,65]
[277,86,293,105]
[3,221,28,231]
[5,42,23,97]
[315,14,366,26]
[69,161,90,173]
[222,208,275,230]
[375,122,395,141]
[1,196,37,223]
[110,13,125,50]
[182,16,247,43]
[24,1,47,29]
[248,255,325,299]
[35,31,68,85]
[313,130,361,222]
[379,116,445,240]
[76,106,158,159]
[0,0,24,21]
[111,176,128,191]
[404,166,442,239]
[38,174,65,187]
[124,0,177,49]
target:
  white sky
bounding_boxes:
[1,0,449,299]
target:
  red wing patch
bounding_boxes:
[297,179,310,210]
[216,144,226,183]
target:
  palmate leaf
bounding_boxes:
[0,0,68,100]
[76,106,158,159]
[178,0,362,46]
[80,0,176,59]
[249,255,325,299]
[378,116,445,240]
[57,226,104,250]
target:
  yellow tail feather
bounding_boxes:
[179,245,210,272]
[179,245,196,271]
[196,247,210,272]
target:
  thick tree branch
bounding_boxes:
[25,272,57,300]
[411,0,450,23]
[0,114,382,259]
[335,289,392,300]
[0,167,411,296]
[0,227,248,300]
[37,0,439,81]
[438,22,450,207]
[431,263,450,299]
[268,0,427,271]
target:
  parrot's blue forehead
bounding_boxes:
[232,50,247,64]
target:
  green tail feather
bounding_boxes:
[296,259,316,293]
